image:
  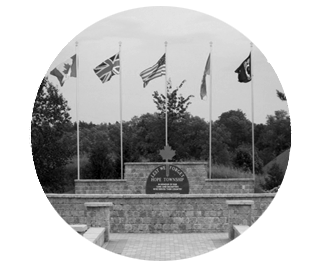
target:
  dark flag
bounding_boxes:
[94,53,120,83]
[235,53,251,83]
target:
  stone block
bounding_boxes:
[162,224,171,232]
[193,224,202,231]
[161,211,171,218]
[154,223,162,230]
[185,211,194,217]
[84,202,113,242]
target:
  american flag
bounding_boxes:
[140,54,165,87]
[94,53,120,83]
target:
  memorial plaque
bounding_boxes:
[146,165,189,194]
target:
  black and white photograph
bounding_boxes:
[2,1,318,269]
[34,5,290,259]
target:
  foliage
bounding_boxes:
[214,110,251,151]
[169,114,208,161]
[31,77,73,192]
[256,110,291,164]
[87,142,118,179]
[276,90,287,101]
[261,163,285,191]
[211,122,232,165]
[127,112,209,162]
[33,77,291,192]
[129,113,165,161]
[232,144,263,174]
[60,109,289,184]
[152,79,194,121]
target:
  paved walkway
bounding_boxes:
[104,233,230,261]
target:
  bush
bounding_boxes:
[261,163,284,191]
[232,145,263,174]
[87,143,119,179]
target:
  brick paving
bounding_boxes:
[104,233,230,261]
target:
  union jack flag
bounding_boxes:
[94,53,120,83]
[140,54,165,88]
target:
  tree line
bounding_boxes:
[32,77,291,193]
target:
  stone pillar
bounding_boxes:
[226,200,254,239]
[84,202,113,242]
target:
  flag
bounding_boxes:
[140,54,165,87]
[200,54,210,100]
[235,53,251,83]
[94,53,120,83]
[50,55,76,87]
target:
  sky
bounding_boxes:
[47,6,288,125]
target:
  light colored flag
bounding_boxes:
[94,53,120,83]
[50,55,76,86]
[200,54,210,100]
[140,54,165,87]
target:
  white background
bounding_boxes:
[1,1,317,269]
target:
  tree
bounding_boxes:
[211,123,232,165]
[143,79,197,161]
[152,79,194,121]
[261,162,284,190]
[168,114,208,161]
[257,110,291,164]
[232,144,263,174]
[276,90,287,101]
[31,77,73,192]
[214,110,251,151]
[87,142,117,179]
[129,112,209,162]
[131,113,165,161]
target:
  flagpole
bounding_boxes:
[75,41,80,180]
[165,41,168,146]
[209,42,213,179]
[250,42,255,180]
[119,41,123,180]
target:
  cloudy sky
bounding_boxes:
[47,6,288,125]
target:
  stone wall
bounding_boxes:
[203,179,254,194]
[75,180,128,194]
[47,193,274,233]
[75,162,255,194]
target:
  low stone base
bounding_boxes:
[83,227,105,247]
[85,202,113,242]
[75,162,255,194]
[48,194,274,234]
